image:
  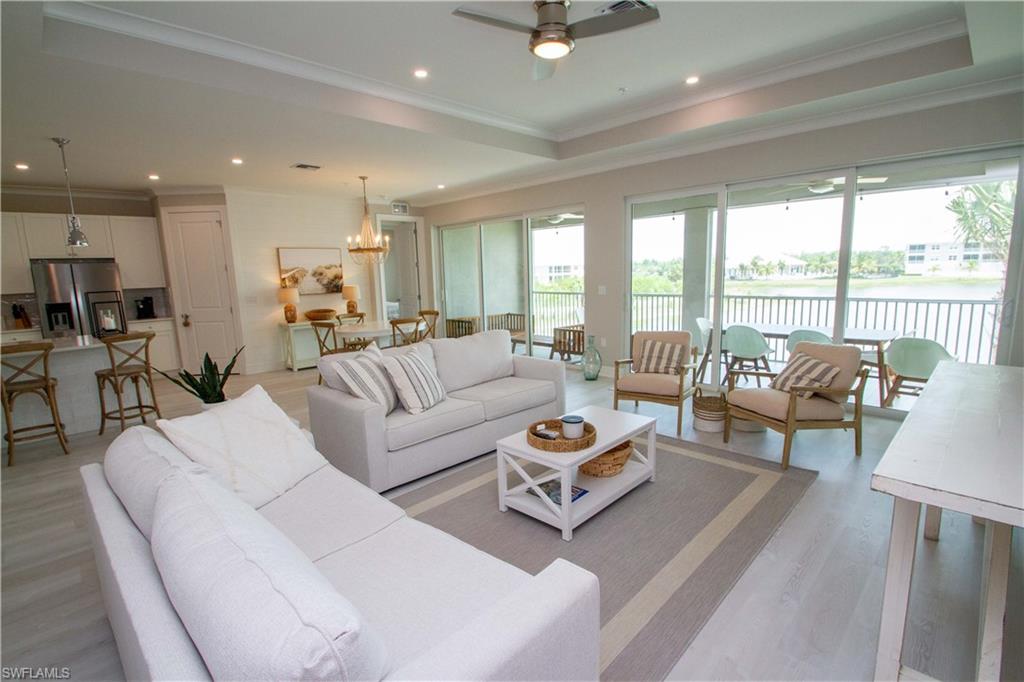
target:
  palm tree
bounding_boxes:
[948,182,1014,263]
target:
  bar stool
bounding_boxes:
[391,317,426,346]
[1,341,70,465]
[418,309,440,338]
[96,332,162,435]
[311,321,342,386]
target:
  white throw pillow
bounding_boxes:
[319,343,386,392]
[332,344,398,413]
[151,469,389,682]
[426,329,514,392]
[156,385,327,508]
[381,348,446,414]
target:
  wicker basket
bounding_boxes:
[526,419,596,452]
[304,308,337,321]
[692,388,727,421]
[579,440,632,478]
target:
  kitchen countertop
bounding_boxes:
[128,317,174,323]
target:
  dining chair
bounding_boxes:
[722,325,772,386]
[336,313,372,352]
[786,329,832,354]
[391,317,426,346]
[2,341,69,464]
[96,332,162,435]
[418,310,440,339]
[882,337,956,406]
[695,317,714,383]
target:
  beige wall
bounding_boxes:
[1,190,153,216]
[422,94,1024,363]
[222,188,398,373]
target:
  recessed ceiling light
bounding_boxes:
[685,75,700,85]
[14,163,29,170]
[413,68,429,79]
[231,158,244,165]
[436,184,446,189]
[148,174,160,180]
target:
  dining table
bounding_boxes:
[697,322,901,403]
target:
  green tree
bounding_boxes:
[947,181,1015,263]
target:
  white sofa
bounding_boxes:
[309,329,566,492]
[82,424,599,681]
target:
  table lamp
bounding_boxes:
[342,284,360,314]
[278,286,300,323]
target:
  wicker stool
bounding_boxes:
[96,332,162,435]
[2,341,70,465]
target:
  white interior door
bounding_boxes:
[164,209,240,371]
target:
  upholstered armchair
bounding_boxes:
[724,341,868,469]
[614,331,698,435]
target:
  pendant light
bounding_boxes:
[346,176,389,266]
[51,137,88,248]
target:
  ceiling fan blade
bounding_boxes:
[568,5,660,39]
[452,7,535,34]
[532,57,558,81]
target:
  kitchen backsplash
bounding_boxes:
[2,289,172,331]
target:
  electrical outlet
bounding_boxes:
[600,337,607,348]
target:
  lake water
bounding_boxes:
[725,278,1003,301]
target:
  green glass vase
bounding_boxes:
[582,335,602,381]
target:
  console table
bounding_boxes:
[871,362,1023,681]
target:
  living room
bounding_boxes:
[1,2,1022,681]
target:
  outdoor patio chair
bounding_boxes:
[614,330,698,435]
[724,341,868,469]
[695,317,714,383]
[786,329,832,354]
[722,325,772,385]
[883,337,956,406]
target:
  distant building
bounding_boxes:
[904,242,1002,275]
[533,263,583,284]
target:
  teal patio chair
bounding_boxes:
[695,317,713,383]
[883,337,956,406]
[786,329,832,354]
[722,325,772,386]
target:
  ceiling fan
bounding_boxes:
[545,212,584,224]
[803,176,889,194]
[452,1,660,80]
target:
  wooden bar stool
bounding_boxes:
[391,317,426,346]
[1,341,70,464]
[96,332,162,435]
[311,321,342,386]
[418,309,440,339]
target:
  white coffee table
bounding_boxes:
[496,405,657,541]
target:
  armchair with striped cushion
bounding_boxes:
[613,331,698,435]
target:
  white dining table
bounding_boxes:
[870,362,1023,681]
[332,320,394,339]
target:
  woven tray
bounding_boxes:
[526,419,596,452]
[580,440,632,478]
[304,308,337,321]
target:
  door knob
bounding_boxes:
[181,313,191,327]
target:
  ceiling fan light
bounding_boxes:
[530,30,573,59]
[807,181,835,194]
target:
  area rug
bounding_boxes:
[389,435,817,681]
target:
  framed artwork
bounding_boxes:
[277,247,344,294]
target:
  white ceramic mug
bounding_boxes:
[561,415,584,439]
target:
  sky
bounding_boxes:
[631,184,992,264]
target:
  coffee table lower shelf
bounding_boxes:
[500,456,653,541]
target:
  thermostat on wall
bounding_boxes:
[390,201,410,215]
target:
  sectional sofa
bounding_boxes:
[309,329,566,492]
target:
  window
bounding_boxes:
[908,244,926,252]
[908,255,925,262]
[930,244,941,250]
[962,253,980,261]
[964,241,981,250]
[948,255,958,261]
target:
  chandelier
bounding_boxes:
[346,176,389,266]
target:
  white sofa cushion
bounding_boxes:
[103,425,204,539]
[427,330,513,392]
[617,371,690,397]
[449,377,556,421]
[156,385,328,508]
[382,349,446,415]
[320,342,439,393]
[381,341,437,373]
[314,516,529,671]
[259,466,405,562]
[152,469,389,682]
[385,398,485,451]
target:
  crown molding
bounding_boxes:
[0,184,152,201]
[413,78,1023,206]
[43,1,554,140]
[552,17,970,142]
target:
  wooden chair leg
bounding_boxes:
[676,399,683,435]
[147,373,162,419]
[131,376,146,424]
[781,428,794,470]
[634,400,639,409]
[97,376,109,436]
[854,421,863,457]
[46,384,70,455]
[723,409,732,443]
[884,377,902,407]
[3,393,15,466]
[613,390,619,411]
[113,378,128,432]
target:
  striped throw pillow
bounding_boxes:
[382,350,446,414]
[636,339,686,375]
[332,351,397,413]
[770,352,840,399]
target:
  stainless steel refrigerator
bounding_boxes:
[31,259,124,339]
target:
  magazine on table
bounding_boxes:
[526,480,588,505]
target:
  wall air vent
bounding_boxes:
[594,0,652,15]
[290,163,321,170]
[391,201,410,215]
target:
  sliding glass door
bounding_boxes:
[481,219,527,352]
[529,213,585,359]
[439,224,481,337]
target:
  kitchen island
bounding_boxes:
[1,335,160,445]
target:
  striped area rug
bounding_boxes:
[390,435,816,681]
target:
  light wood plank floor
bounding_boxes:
[1,368,1019,680]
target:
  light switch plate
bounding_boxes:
[597,285,607,295]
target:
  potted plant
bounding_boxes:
[157,347,244,408]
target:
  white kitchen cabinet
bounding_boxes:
[127,319,180,371]
[1,213,33,293]
[109,216,166,288]
[21,213,113,258]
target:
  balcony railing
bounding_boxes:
[530,291,585,338]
